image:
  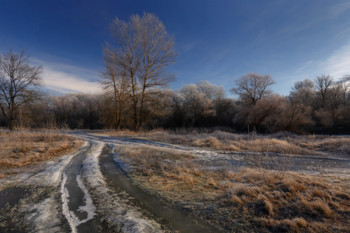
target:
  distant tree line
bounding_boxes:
[1,69,349,134]
[1,13,349,134]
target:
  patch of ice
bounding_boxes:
[60,174,97,233]
[61,173,77,233]
[76,174,96,222]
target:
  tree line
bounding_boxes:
[1,13,349,134]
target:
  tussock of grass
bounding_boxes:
[116,145,350,232]
[0,131,83,178]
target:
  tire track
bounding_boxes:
[60,142,98,233]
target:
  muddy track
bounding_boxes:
[60,142,100,233]
[100,144,222,233]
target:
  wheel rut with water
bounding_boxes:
[60,143,100,233]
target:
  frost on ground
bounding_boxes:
[81,141,163,233]
[27,194,64,233]
[0,186,66,233]
[60,173,96,233]
[0,142,89,190]
[0,142,89,233]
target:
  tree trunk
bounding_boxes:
[8,118,15,131]
[137,86,146,131]
[132,81,138,130]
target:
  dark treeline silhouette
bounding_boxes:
[1,73,349,134]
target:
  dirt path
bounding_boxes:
[1,131,349,232]
[75,131,350,178]
[0,133,223,232]
[99,144,221,233]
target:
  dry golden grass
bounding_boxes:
[0,131,83,178]
[103,129,350,156]
[116,145,350,232]
[116,145,225,201]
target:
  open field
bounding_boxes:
[115,144,350,232]
[0,130,84,178]
[101,129,350,156]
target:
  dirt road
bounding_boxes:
[0,131,349,232]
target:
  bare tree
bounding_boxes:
[197,80,225,100]
[0,50,41,130]
[315,75,333,108]
[101,48,130,129]
[180,83,216,127]
[136,13,176,129]
[282,98,314,132]
[290,79,315,105]
[105,12,176,130]
[108,16,141,129]
[231,73,275,105]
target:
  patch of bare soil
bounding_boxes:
[116,145,350,233]
[0,131,84,178]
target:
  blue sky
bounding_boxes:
[1,0,350,95]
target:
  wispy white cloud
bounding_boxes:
[322,42,350,79]
[295,60,314,74]
[30,58,102,94]
[329,1,350,18]
[278,1,350,37]
[292,42,350,82]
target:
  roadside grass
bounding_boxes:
[103,129,350,156]
[116,145,350,232]
[0,131,83,178]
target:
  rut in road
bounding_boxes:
[74,135,223,232]
[99,144,222,233]
[60,142,100,233]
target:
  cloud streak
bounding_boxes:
[31,58,102,94]
[323,42,350,79]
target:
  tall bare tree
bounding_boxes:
[105,12,176,130]
[231,73,275,132]
[101,48,130,129]
[0,50,41,130]
[231,73,275,105]
[136,13,176,129]
[107,15,141,129]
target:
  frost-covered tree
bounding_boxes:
[0,50,41,130]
